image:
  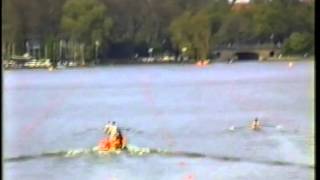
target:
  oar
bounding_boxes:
[261,124,284,130]
[73,127,143,135]
[120,128,143,134]
[227,125,247,131]
[72,127,100,135]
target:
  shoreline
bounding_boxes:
[265,56,314,62]
[3,57,314,71]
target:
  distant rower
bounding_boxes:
[250,118,261,131]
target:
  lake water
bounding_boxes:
[3,61,314,180]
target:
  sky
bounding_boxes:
[229,0,251,3]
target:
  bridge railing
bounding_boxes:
[213,43,281,51]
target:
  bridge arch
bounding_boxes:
[234,52,259,61]
[215,48,281,61]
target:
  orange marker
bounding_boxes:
[288,62,293,68]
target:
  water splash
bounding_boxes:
[3,145,313,170]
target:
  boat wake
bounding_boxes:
[3,145,314,169]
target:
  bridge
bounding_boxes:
[212,45,281,61]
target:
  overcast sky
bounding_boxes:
[229,0,250,3]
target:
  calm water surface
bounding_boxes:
[3,61,314,180]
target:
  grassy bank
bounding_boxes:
[267,55,314,62]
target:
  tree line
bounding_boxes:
[2,0,314,65]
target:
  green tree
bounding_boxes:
[2,0,25,56]
[44,34,60,67]
[2,0,315,62]
[170,11,211,60]
[282,32,313,55]
[252,0,313,43]
[288,1,314,34]
[61,0,112,63]
[252,2,288,42]
[215,7,255,46]
[206,0,230,48]
[101,0,183,57]
[3,0,67,57]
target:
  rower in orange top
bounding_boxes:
[99,121,127,151]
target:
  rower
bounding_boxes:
[250,118,261,131]
[103,121,111,134]
[104,121,118,137]
[100,121,126,151]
